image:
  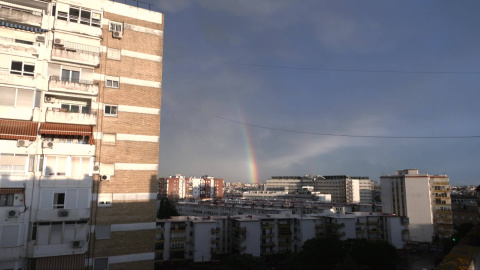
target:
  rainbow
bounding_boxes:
[240,114,260,184]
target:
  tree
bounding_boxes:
[157,198,179,219]
[217,254,266,270]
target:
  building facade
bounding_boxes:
[0,0,163,269]
[155,213,409,265]
[381,169,454,243]
[158,175,224,199]
[314,175,374,204]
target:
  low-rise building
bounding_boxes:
[155,212,409,265]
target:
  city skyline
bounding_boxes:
[154,0,480,185]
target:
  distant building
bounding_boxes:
[314,175,374,204]
[158,175,223,199]
[264,176,315,193]
[381,169,454,242]
[154,212,409,266]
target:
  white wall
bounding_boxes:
[405,177,433,242]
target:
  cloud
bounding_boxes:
[153,0,192,13]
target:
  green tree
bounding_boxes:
[157,198,179,219]
[217,254,266,270]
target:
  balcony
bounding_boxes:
[45,108,97,126]
[233,226,247,233]
[261,234,274,239]
[51,42,100,67]
[0,5,42,26]
[171,237,186,242]
[0,106,39,121]
[211,228,220,234]
[261,223,274,229]
[35,208,90,222]
[54,19,102,38]
[48,76,98,96]
[30,241,88,258]
[261,242,275,247]
[0,68,36,88]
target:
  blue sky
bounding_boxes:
[149,0,480,185]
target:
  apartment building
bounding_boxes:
[264,176,315,193]
[155,213,408,265]
[0,0,163,269]
[175,200,380,218]
[314,175,374,204]
[381,169,454,243]
[158,175,224,199]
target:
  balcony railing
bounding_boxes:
[52,42,101,66]
[45,108,97,126]
[0,4,42,26]
[50,76,94,86]
[48,76,98,96]
[0,165,26,176]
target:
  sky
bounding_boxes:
[144,0,480,185]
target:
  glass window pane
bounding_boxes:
[81,106,90,114]
[81,157,91,176]
[62,70,70,81]
[61,104,70,111]
[71,157,81,177]
[11,61,22,71]
[81,10,91,19]
[7,194,14,206]
[0,195,7,206]
[57,156,68,174]
[113,81,119,88]
[70,105,79,113]
[71,71,80,83]
[111,106,117,115]
[16,89,34,107]
[0,87,16,106]
[105,106,111,114]
[24,64,35,73]
[106,80,112,87]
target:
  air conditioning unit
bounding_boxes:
[17,140,31,147]
[93,163,100,174]
[53,38,64,46]
[42,141,54,149]
[58,209,69,217]
[112,31,123,39]
[8,210,18,218]
[72,240,84,248]
[100,175,110,181]
[44,96,56,103]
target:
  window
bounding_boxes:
[53,193,65,209]
[61,104,90,114]
[0,194,14,206]
[0,87,36,108]
[109,22,122,32]
[104,105,118,116]
[58,6,101,27]
[95,225,111,239]
[105,78,119,88]
[93,258,108,270]
[0,154,28,175]
[10,61,34,76]
[61,69,80,83]
[107,48,121,60]
[98,193,112,207]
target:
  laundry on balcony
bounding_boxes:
[0,119,38,140]
[39,123,95,144]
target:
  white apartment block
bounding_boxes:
[381,169,454,243]
[315,175,374,204]
[0,0,163,269]
[155,212,409,264]
[175,200,380,217]
[264,176,315,193]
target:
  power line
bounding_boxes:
[171,53,480,75]
[213,115,480,139]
